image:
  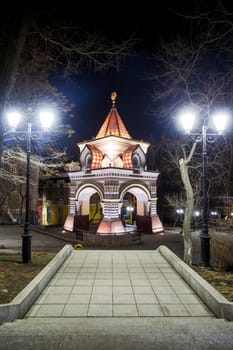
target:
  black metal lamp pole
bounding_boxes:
[22,122,32,264]
[180,109,228,267]
[200,122,211,267]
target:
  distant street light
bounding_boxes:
[7,108,54,264]
[176,208,184,233]
[180,108,229,267]
[176,208,184,215]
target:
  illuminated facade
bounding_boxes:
[64,92,164,234]
[39,175,70,226]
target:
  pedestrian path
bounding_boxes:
[26,249,214,318]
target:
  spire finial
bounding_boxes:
[111,91,117,106]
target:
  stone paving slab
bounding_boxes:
[25,250,214,318]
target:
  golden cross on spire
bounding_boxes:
[111,91,117,106]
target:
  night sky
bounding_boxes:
[51,0,226,143]
[57,55,157,142]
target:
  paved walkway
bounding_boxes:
[26,249,213,318]
[2,248,233,349]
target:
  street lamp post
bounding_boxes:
[200,121,210,267]
[7,109,54,264]
[22,122,32,263]
[180,108,229,267]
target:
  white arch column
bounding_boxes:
[97,201,126,234]
[63,197,76,231]
[149,200,164,233]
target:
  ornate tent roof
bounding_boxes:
[78,91,150,158]
[95,92,131,139]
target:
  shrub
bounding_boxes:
[210,231,233,270]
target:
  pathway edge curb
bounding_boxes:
[0,244,73,325]
[158,245,233,321]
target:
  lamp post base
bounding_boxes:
[200,232,211,268]
[22,225,32,264]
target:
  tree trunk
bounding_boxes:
[179,158,194,265]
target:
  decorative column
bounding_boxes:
[96,201,126,234]
[63,199,76,231]
[96,179,125,234]
[150,200,164,233]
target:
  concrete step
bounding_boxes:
[0,317,233,349]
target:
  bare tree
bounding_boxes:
[0,12,136,213]
[149,130,233,265]
[149,2,233,264]
[1,12,136,142]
